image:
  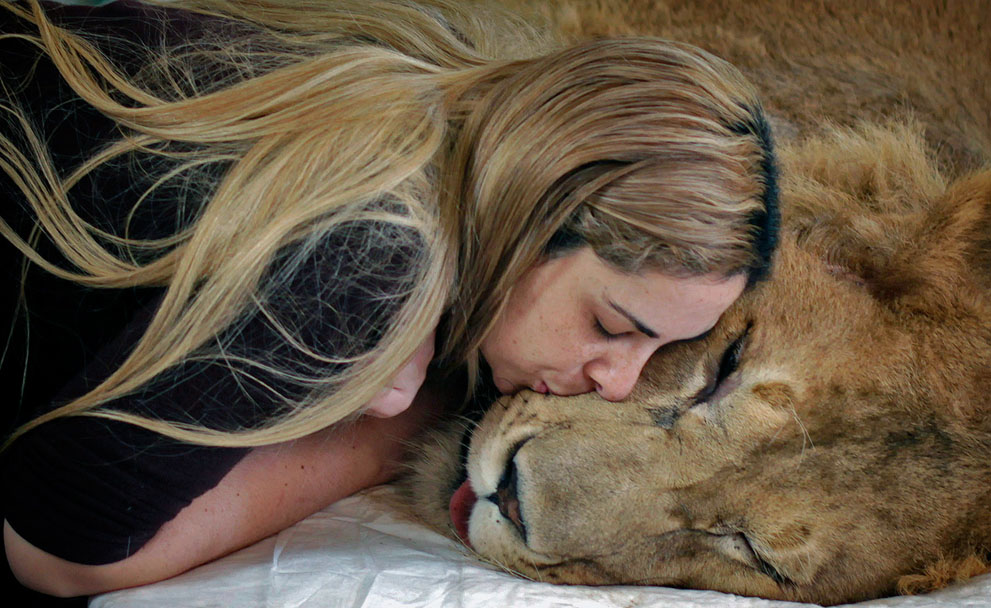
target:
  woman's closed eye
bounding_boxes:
[594,317,624,340]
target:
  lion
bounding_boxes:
[399,0,991,605]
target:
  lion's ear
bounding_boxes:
[878,171,991,307]
[797,170,991,310]
[782,123,991,310]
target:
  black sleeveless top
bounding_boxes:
[1,1,418,565]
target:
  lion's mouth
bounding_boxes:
[449,438,531,549]
[447,382,510,548]
[449,478,477,546]
[449,419,478,547]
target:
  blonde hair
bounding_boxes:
[1,0,777,448]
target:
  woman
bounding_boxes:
[1,0,778,597]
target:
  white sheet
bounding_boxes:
[90,486,991,608]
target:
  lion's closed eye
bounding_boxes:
[714,532,789,585]
[693,327,749,406]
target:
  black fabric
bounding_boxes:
[1,1,418,566]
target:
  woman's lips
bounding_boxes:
[494,374,552,396]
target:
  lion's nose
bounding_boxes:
[487,457,527,541]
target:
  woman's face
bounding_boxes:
[480,247,747,401]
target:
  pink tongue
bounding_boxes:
[449,479,477,546]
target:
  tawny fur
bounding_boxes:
[508,0,990,173]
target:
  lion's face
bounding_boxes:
[406,153,991,605]
[454,242,985,604]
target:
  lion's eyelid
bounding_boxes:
[735,532,790,585]
[692,325,750,405]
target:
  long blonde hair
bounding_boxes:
[1,0,777,448]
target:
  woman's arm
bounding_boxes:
[5,379,449,598]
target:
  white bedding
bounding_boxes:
[90,486,991,608]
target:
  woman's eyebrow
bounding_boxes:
[608,300,659,338]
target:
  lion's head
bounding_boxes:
[404,125,991,605]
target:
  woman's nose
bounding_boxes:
[586,345,654,402]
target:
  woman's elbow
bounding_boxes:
[4,519,129,597]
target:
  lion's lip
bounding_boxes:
[449,478,477,547]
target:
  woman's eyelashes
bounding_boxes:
[594,317,622,340]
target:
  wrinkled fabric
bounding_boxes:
[91,486,991,608]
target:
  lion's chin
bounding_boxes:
[449,478,477,547]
